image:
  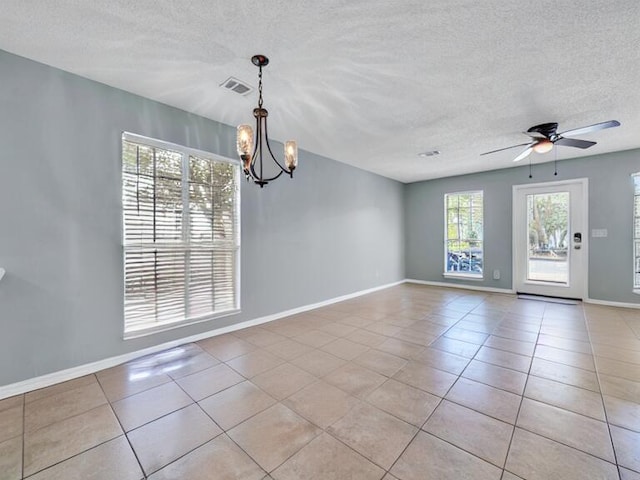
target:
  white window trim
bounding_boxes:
[443,272,485,281]
[443,190,484,279]
[632,173,640,295]
[121,132,242,339]
[122,132,239,170]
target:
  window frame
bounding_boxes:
[633,174,640,294]
[121,132,241,339]
[443,190,484,280]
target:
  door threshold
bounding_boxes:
[516,293,581,305]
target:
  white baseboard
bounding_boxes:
[405,278,515,295]
[0,280,404,400]
[584,298,640,309]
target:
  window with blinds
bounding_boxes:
[444,191,484,277]
[634,174,640,291]
[122,133,240,337]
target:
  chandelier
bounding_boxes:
[236,55,297,187]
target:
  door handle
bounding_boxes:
[574,232,582,249]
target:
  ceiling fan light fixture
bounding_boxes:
[533,139,554,154]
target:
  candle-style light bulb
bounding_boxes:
[237,125,254,173]
[284,140,298,172]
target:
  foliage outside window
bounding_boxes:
[122,133,240,337]
[527,193,569,257]
[445,191,483,276]
[634,174,640,291]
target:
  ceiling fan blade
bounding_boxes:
[554,137,597,149]
[559,120,620,138]
[481,142,534,156]
[513,146,533,162]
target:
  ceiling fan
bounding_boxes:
[481,120,620,162]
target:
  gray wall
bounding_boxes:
[405,149,640,304]
[0,50,405,386]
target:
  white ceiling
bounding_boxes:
[1,1,639,183]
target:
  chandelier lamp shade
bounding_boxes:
[236,55,297,187]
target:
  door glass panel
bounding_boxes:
[526,192,569,284]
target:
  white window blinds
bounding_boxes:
[122,133,240,336]
[634,174,640,290]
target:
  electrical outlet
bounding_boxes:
[493,269,500,280]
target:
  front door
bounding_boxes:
[513,179,587,299]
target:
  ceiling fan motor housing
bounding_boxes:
[527,122,559,140]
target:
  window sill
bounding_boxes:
[124,308,241,340]
[633,289,640,296]
[443,272,484,281]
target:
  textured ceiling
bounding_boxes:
[1,1,639,182]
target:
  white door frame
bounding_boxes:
[512,178,589,299]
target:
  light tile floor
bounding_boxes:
[2,284,640,479]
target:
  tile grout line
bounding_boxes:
[384,302,503,478]
[504,305,623,477]
[583,310,623,480]
[22,375,128,479]
[496,300,545,478]
[198,374,289,464]
[190,352,375,477]
[96,372,148,480]
[331,302,481,477]
[161,369,318,478]
[424,295,533,477]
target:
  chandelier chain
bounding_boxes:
[258,66,263,108]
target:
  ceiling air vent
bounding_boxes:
[220,77,253,96]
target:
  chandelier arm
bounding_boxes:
[263,119,292,174]
[251,114,261,162]
[248,145,285,185]
[249,146,285,183]
[256,170,285,184]
[247,117,285,184]
[244,117,260,182]
[249,116,263,181]
[249,156,261,183]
